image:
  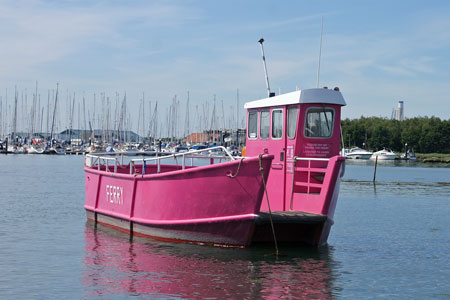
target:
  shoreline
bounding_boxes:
[415,153,450,163]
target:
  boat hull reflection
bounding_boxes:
[82,223,337,299]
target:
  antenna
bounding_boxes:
[258,38,273,98]
[317,17,324,88]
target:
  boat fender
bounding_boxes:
[142,160,146,178]
[340,160,346,178]
[85,156,93,167]
[227,158,245,178]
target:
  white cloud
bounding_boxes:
[0,1,200,80]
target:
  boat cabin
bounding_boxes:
[245,87,346,213]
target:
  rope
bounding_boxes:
[227,158,245,178]
[258,154,279,256]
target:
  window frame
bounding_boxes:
[271,108,284,140]
[303,106,335,139]
[287,106,299,140]
[259,110,270,140]
[247,110,258,140]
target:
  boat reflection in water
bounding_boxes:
[82,223,337,299]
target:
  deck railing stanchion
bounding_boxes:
[88,146,234,175]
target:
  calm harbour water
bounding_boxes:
[0,155,449,299]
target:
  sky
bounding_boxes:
[1,0,449,134]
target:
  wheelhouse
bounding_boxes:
[244,87,346,213]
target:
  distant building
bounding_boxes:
[184,129,246,146]
[2,129,141,143]
[58,129,141,143]
[184,131,221,144]
[397,101,404,121]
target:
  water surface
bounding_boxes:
[0,155,449,299]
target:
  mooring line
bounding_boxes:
[258,154,279,256]
[227,157,245,178]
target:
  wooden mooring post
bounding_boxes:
[373,155,378,182]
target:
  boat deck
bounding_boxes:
[255,211,328,225]
[252,211,332,246]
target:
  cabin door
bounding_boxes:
[261,107,287,211]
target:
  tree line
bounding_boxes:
[341,116,450,154]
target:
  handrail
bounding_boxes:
[290,156,330,209]
[294,157,330,161]
[87,155,120,173]
[85,146,236,175]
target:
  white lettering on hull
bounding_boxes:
[106,185,124,205]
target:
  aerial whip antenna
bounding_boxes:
[258,38,273,98]
[317,17,324,88]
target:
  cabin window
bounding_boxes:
[248,111,258,139]
[271,109,283,139]
[260,110,270,140]
[304,107,334,138]
[287,107,298,139]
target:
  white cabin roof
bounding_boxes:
[244,88,346,109]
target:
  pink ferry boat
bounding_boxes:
[84,87,346,247]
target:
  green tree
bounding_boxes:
[341,116,448,153]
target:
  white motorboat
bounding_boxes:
[370,148,398,160]
[345,147,373,160]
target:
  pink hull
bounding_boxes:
[85,155,273,247]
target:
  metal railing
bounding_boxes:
[289,156,331,209]
[85,146,236,175]
[294,157,330,162]
[294,156,345,178]
[85,154,125,173]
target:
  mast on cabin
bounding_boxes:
[258,38,272,98]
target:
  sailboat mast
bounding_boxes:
[137,101,141,143]
[12,86,18,141]
[69,93,75,144]
[141,93,144,142]
[46,90,50,134]
[83,95,86,141]
[236,88,239,146]
[50,83,59,147]
[185,91,190,143]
